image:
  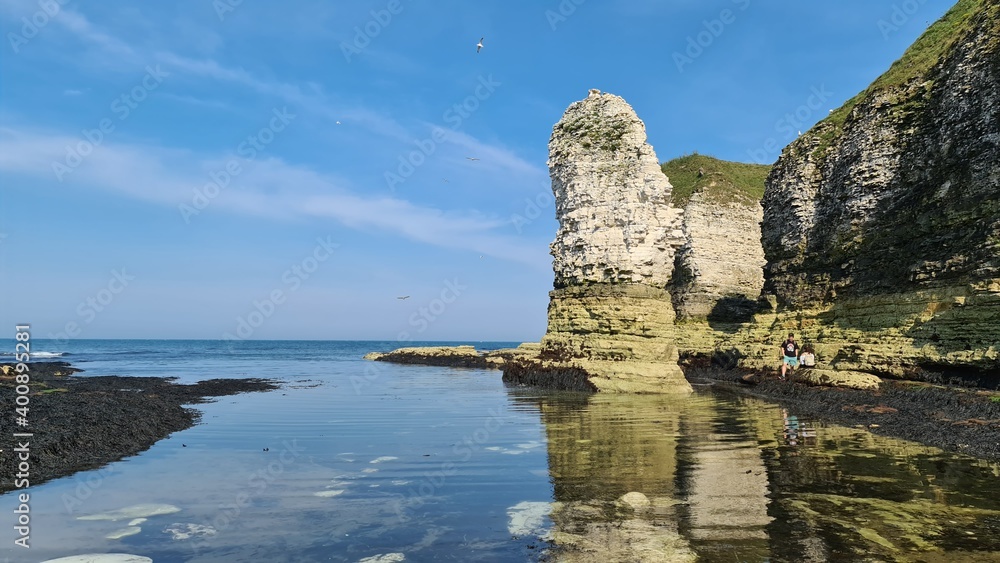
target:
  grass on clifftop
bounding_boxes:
[661,153,770,208]
[810,0,990,160]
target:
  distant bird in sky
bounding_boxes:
[476,37,484,53]
[397,296,410,300]
[466,157,479,161]
[336,121,341,125]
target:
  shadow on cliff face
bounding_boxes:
[706,295,759,332]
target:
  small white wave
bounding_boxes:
[2,351,66,357]
[314,489,345,498]
[358,553,405,563]
[41,555,152,563]
[31,352,66,358]
[370,456,398,464]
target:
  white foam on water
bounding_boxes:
[164,523,218,541]
[127,518,147,526]
[40,555,153,563]
[106,527,141,540]
[370,456,398,464]
[314,489,345,498]
[77,503,181,522]
[362,468,378,474]
[357,553,405,562]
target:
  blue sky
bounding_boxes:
[0,0,956,342]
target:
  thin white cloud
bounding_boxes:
[157,92,238,112]
[437,127,546,179]
[154,51,414,142]
[0,127,549,268]
[55,8,136,59]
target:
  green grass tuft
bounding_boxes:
[661,153,771,208]
[808,0,990,163]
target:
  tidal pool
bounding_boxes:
[2,340,998,561]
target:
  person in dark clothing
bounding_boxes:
[779,333,800,380]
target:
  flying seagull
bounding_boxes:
[476,37,484,53]
[466,157,480,161]
[397,296,410,300]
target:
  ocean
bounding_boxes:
[2,339,1000,562]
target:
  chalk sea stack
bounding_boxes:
[503,91,691,393]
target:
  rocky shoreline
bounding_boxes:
[366,347,1000,463]
[0,361,278,494]
[683,358,1000,462]
[364,344,540,370]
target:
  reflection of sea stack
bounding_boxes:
[503,91,690,393]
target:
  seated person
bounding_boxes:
[799,347,816,368]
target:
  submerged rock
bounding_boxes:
[507,500,552,537]
[617,492,651,512]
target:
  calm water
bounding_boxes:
[1,340,999,562]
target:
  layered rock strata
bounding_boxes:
[672,190,765,323]
[679,1,1000,382]
[503,91,690,393]
[753,0,1000,378]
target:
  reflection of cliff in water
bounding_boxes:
[537,393,683,503]
[507,387,1000,562]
